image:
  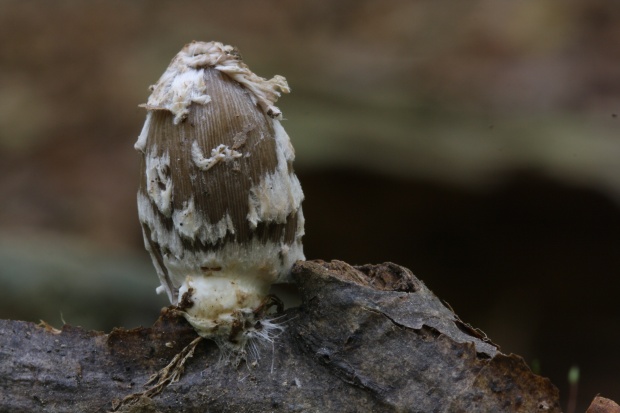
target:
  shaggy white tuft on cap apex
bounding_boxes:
[141,41,290,125]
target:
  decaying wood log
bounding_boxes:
[0,260,561,412]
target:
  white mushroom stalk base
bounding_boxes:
[177,273,284,358]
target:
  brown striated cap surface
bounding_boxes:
[136,43,304,305]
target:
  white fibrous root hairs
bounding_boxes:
[176,289,286,367]
[214,314,286,368]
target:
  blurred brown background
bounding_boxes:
[1,1,620,410]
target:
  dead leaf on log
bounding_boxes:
[0,260,561,412]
